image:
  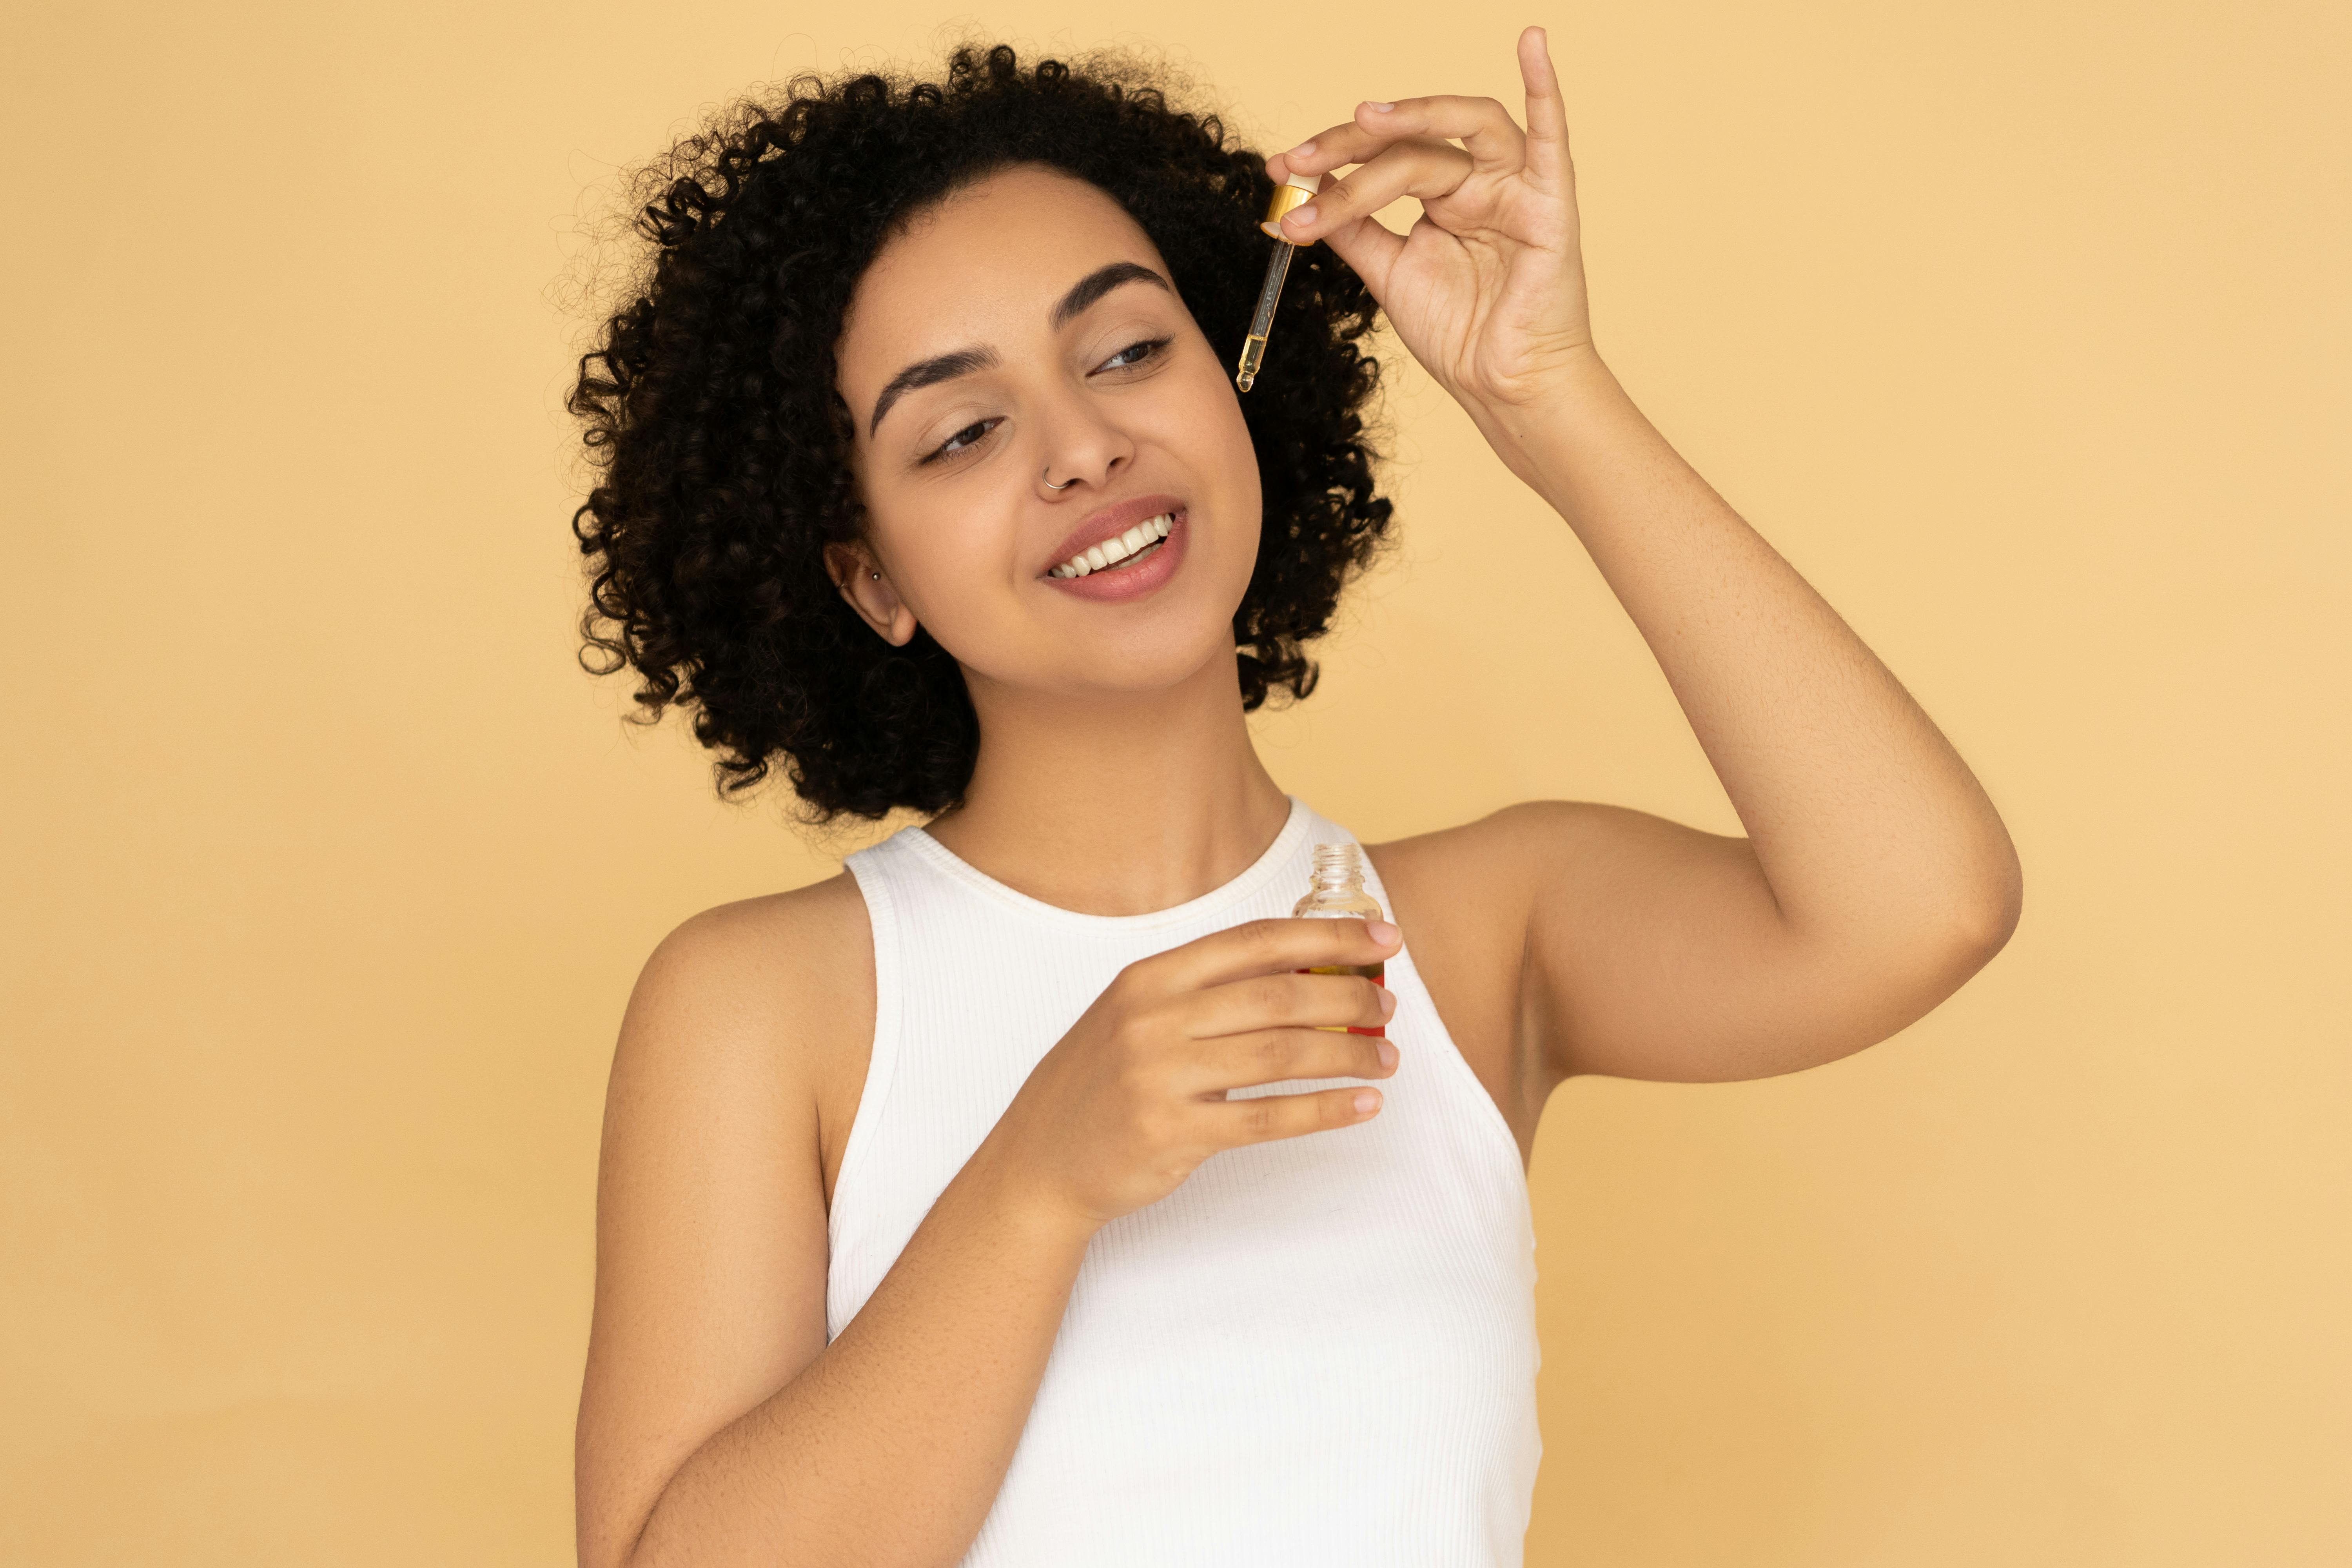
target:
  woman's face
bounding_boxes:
[832,163,1262,702]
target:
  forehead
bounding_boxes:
[840,165,1169,377]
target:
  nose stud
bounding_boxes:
[1042,467,1075,490]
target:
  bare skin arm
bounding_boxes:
[575,891,1399,1568]
[1287,30,2020,1096]
[1369,383,2021,1094]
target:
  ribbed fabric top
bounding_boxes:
[834,797,1540,1566]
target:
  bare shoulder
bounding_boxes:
[606,871,877,1179]
[1372,798,1753,923]
[577,870,875,1568]
[631,870,873,1027]
[1360,803,1627,1149]
[1363,801,1751,1139]
[1371,799,1579,874]
[618,872,874,1097]
[1368,799,1701,922]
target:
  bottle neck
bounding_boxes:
[1307,844,1367,901]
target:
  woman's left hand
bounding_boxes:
[1269,25,1598,434]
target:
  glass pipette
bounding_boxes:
[1234,171,1323,393]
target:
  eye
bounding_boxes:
[1095,336,1172,373]
[921,416,1002,465]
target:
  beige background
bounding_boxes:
[5,1,2346,1563]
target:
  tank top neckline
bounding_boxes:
[894,793,1314,934]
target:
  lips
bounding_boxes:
[1040,494,1185,579]
[1050,510,1173,577]
[1042,506,1188,603]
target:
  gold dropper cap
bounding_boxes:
[1259,175,1320,238]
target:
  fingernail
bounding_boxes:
[1363,100,1394,113]
[1353,1089,1381,1114]
[1282,203,1316,228]
[1287,139,1316,158]
[1377,1039,1398,1069]
[1377,987,1397,1020]
[1367,919,1399,946]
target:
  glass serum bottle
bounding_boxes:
[1293,843,1387,1039]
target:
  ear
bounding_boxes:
[822,541,919,647]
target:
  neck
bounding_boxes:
[922,652,1294,916]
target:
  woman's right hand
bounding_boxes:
[981,917,1403,1231]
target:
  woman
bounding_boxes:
[567,29,2021,1568]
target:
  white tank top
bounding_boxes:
[833,795,1541,1566]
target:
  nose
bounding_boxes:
[1033,386,1135,498]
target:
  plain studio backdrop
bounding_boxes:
[4,2,2345,1563]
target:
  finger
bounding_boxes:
[1263,147,1305,186]
[1183,1026,1398,1094]
[1144,916,1401,991]
[1319,209,1409,303]
[1210,1084,1384,1147]
[1516,25,1573,190]
[1354,93,1526,176]
[1185,969,1394,1039]
[1269,121,1392,180]
[1278,139,1473,246]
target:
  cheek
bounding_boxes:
[863,484,1025,639]
[1153,359,1264,568]
[1221,403,1263,541]
[1210,396,1265,588]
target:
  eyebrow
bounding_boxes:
[866,347,1000,440]
[866,261,1176,438]
[1049,260,1171,329]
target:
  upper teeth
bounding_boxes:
[1050,514,1174,577]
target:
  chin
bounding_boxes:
[991,608,1247,702]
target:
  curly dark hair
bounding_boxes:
[566,43,1394,820]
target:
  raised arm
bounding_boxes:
[1279,28,2020,1084]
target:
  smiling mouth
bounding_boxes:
[1047,512,1175,578]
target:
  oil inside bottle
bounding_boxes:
[1293,843,1388,1039]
